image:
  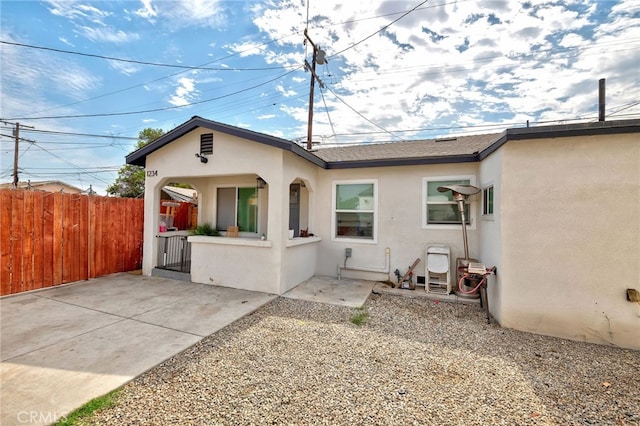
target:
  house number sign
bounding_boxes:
[146,170,158,177]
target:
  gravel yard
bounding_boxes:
[84,293,639,425]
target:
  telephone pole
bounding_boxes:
[304,29,327,150]
[13,123,20,187]
[2,120,35,187]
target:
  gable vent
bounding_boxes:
[200,133,213,155]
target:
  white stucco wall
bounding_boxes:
[284,237,322,292]
[189,237,279,293]
[313,162,482,285]
[141,129,285,277]
[141,127,321,295]
[478,148,503,323]
[499,133,640,349]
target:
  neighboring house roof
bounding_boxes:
[0,180,84,193]
[126,116,640,169]
[162,186,197,204]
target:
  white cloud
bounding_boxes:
[0,30,101,108]
[275,84,296,97]
[46,1,139,43]
[58,37,75,47]
[147,0,226,29]
[9,0,636,150]
[108,59,141,76]
[46,1,112,21]
[226,41,266,58]
[76,26,140,43]
[244,0,638,141]
[559,33,586,48]
[168,77,198,107]
[133,0,158,21]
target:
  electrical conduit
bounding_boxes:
[337,247,391,280]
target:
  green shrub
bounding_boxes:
[350,307,369,326]
[190,223,219,236]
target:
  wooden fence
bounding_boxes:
[0,189,144,296]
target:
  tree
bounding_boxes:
[106,128,164,198]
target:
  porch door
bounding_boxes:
[289,184,300,237]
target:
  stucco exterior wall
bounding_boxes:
[313,162,482,284]
[284,237,322,292]
[141,129,284,276]
[189,237,279,293]
[478,148,503,323]
[500,133,640,349]
[140,127,323,295]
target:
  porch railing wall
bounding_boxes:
[156,235,191,273]
[0,189,144,296]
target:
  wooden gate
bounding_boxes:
[0,189,144,296]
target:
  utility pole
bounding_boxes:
[13,123,20,187]
[3,120,35,187]
[304,29,327,150]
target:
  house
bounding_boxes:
[0,180,85,194]
[127,116,640,350]
[160,185,198,231]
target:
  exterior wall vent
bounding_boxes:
[200,133,213,155]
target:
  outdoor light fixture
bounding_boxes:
[195,153,208,164]
[256,177,267,189]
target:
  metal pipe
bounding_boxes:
[599,78,606,122]
[337,247,390,280]
[453,194,471,259]
[457,198,470,259]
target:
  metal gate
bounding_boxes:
[156,235,191,273]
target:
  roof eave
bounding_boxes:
[478,119,640,160]
[126,116,326,167]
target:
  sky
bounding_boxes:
[1,0,639,194]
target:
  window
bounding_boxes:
[482,185,494,216]
[200,133,213,155]
[422,176,476,227]
[332,180,377,241]
[216,187,258,233]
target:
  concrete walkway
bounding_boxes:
[0,273,276,426]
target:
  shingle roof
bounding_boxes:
[126,117,640,169]
[312,133,501,163]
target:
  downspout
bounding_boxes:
[337,247,391,280]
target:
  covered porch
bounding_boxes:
[148,173,321,295]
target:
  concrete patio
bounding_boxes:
[0,273,277,426]
[0,272,379,426]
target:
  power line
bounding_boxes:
[5,67,302,121]
[324,85,405,142]
[28,142,112,185]
[0,40,293,72]
[22,128,139,140]
[319,87,337,141]
[2,0,438,123]
[330,0,432,59]
[5,26,307,118]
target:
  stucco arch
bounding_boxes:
[287,177,312,237]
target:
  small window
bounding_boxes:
[332,180,377,242]
[482,185,494,216]
[200,133,213,155]
[422,176,476,228]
